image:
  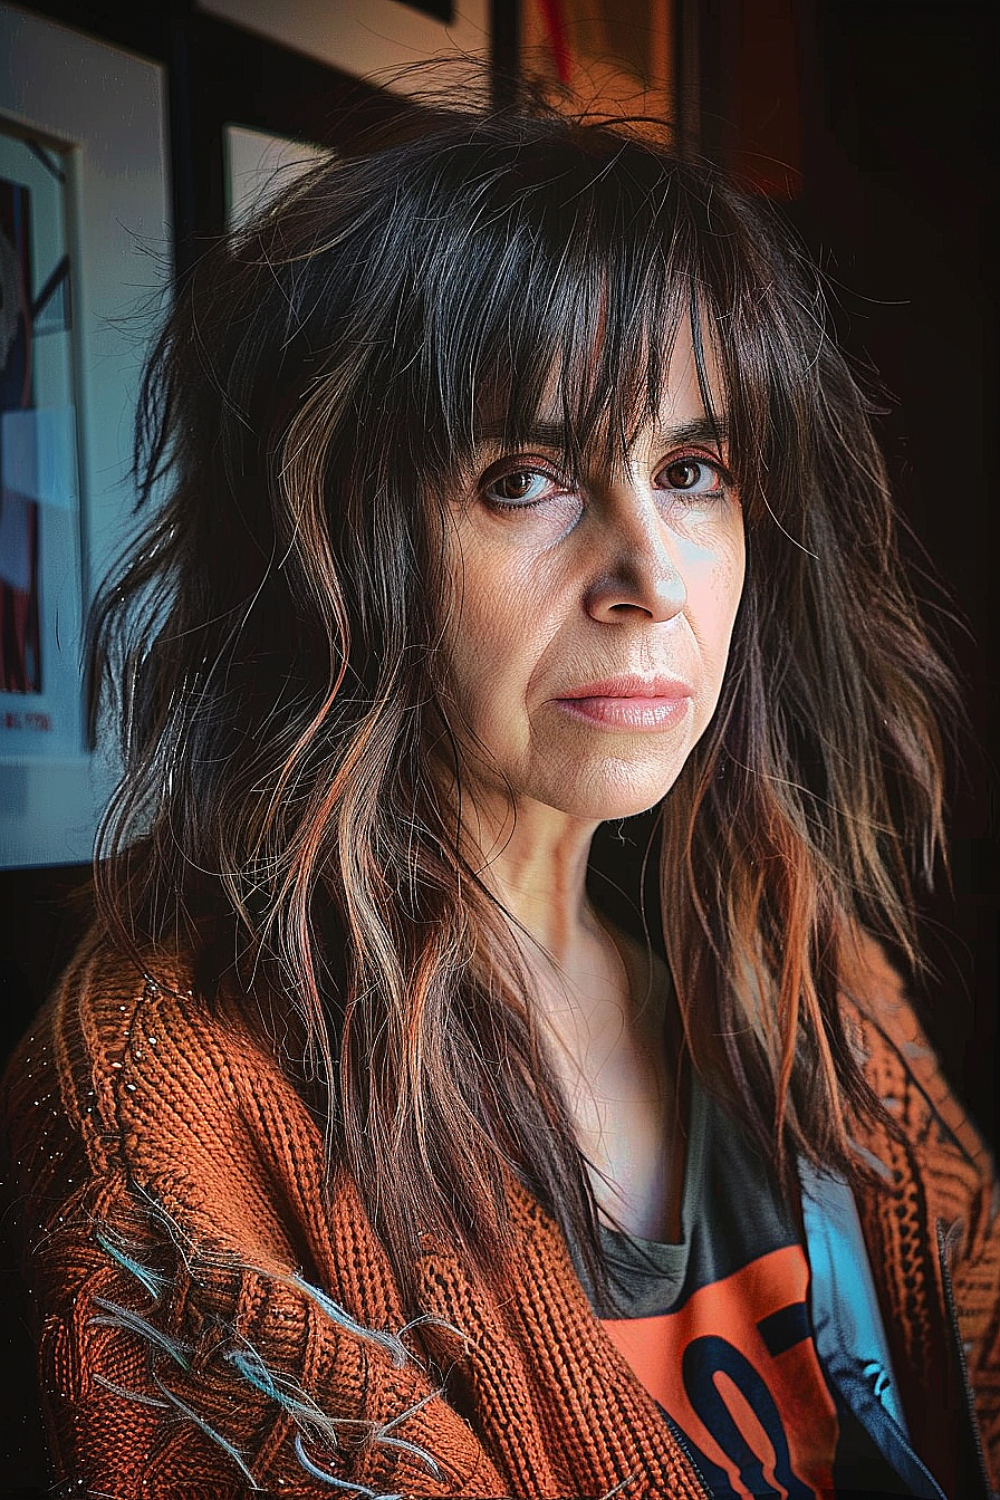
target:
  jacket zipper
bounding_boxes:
[936,1217,992,1500]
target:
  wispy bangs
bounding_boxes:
[378,131,750,489]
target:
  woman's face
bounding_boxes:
[439,328,746,829]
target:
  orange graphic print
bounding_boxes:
[602,1244,838,1499]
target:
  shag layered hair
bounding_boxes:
[90,100,955,1307]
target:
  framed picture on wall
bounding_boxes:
[0,7,171,867]
[193,0,486,100]
[518,0,675,117]
[0,129,82,762]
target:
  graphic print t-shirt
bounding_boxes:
[571,1075,913,1498]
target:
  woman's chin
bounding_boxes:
[530,759,687,824]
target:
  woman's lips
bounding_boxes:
[553,676,693,730]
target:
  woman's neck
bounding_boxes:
[467,792,681,1241]
[465,793,611,999]
[464,798,599,960]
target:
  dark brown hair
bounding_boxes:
[90,101,955,1308]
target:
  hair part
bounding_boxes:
[90,100,956,1311]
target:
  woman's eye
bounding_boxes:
[484,468,556,506]
[659,457,725,495]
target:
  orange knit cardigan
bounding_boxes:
[2,932,998,1499]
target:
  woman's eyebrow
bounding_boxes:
[475,415,730,452]
[652,415,730,450]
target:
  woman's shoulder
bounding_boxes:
[4,929,263,1128]
[839,934,986,1146]
[838,932,996,1238]
[1,927,325,1254]
[2,932,171,1172]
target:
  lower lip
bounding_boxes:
[554,695,692,729]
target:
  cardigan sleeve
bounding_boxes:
[1,938,507,1499]
[888,992,1000,1488]
[844,937,1000,1493]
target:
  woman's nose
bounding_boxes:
[583,491,687,624]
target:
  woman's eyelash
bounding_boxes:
[481,465,565,509]
[479,451,734,510]
[656,452,732,494]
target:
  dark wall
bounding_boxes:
[689,0,998,1147]
[803,1,997,1147]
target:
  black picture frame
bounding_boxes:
[400,0,455,23]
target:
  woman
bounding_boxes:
[2,102,997,1499]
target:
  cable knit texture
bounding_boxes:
[1,932,997,1498]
